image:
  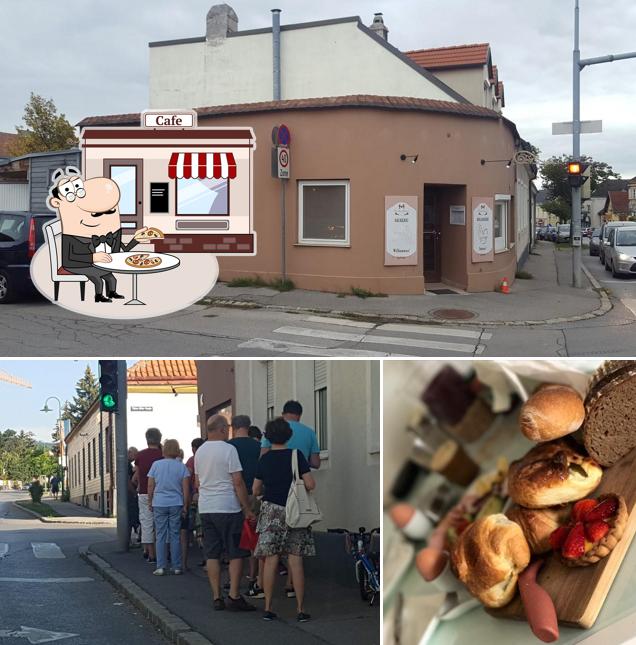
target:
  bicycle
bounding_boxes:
[328,526,380,606]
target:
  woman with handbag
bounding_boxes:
[253,417,317,623]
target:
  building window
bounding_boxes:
[92,438,97,479]
[266,361,275,420]
[109,166,137,215]
[105,426,111,474]
[298,180,350,246]
[176,178,229,216]
[313,360,328,453]
[87,443,91,480]
[494,195,511,252]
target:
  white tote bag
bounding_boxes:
[285,449,322,528]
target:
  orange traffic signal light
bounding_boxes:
[567,161,589,187]
[568,162,582,175]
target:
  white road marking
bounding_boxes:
[303,315,376,329]
[377,323,491,340]
[31,543,65,559]
[0,626,79,643]
[237,338,408,356]
[0,577,93,583]
[621,299,636,317]
[360,334,477,353]
[274,326,365,342]
[0,543,8,559]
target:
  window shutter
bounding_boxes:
[266,361,274,408]
[314,360,327,389]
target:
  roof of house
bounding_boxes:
[77,94,503,128]
[404,43,490,70]
[127,360,198,386]
[0,132,17,157]
[592,179,629,197]
[607,190,629,213]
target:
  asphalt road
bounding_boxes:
[0,491,167,645]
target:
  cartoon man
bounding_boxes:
[48,167,146,303]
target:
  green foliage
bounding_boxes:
[539,154,621,223]
[515,270,533,279]
[61,364,99,429]
[29,480,44,503]
[8,93,78,156]
[350,287,388,299]
[17,501,61,517]
[227,276,295,291]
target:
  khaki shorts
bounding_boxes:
[138,494,155,544]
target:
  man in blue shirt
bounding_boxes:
[260,400,320,469]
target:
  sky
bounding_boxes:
[1,0,635,177]
[0,360,98,443]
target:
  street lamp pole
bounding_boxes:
[41,396,64,496]
[571,0,636,287]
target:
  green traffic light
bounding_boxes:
[102,394,116,410]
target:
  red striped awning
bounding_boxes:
[168,152,237,180]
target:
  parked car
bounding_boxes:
[0,211,55,303]
[589,228,601,256]
[605,226,636,277]
[557,224,571,243]
[599,221,633,265]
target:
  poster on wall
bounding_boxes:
[471,197,494,263]
[385,196,418,266]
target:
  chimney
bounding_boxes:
[206,4,239,41]
[369,12,388,41]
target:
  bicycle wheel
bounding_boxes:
[357,561,371,602]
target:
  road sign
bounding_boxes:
[552,120,602,135]
[277,146,290,179]
[277,124,291,146]
[271,126,279,145]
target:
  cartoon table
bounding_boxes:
[93,252,180,305]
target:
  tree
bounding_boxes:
[61,365,99,429]
[540,154,622,223]
[8,93,78,157]
[0,429,38,481]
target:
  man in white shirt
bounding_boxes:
[195,414,256,612]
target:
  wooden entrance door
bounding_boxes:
[423,187,441,282]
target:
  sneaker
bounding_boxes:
[297,612,311,623]
[285,586,296,598]
[153,568,166,576]
[278,564,288,576]
[226,595,257,612]
[143,552,149,561]
[247,582,265,599]
[147,558,157,564]
[262,611,277,621]
[173,569,183,575]
[213,598,226,611]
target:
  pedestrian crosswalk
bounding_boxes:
[237,315,492,356]
[31,542,65,559]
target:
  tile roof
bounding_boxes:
[127,360,197,385]
[608,190,629,213]
[592,179,629,197]
[404,43,490,69]
[77,94,501,128]
[0,132,18,157]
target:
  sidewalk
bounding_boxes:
[85,538,379,645]
[203,242,610,326]
[16,494,115,525]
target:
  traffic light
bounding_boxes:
[567,161,590,187]
[99,360,119,412]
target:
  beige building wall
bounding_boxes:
[233,360,380,530]
[149,20,459,110]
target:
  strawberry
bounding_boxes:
[549,525,570,550]
[562,522,586,559]
[585,497,618,522]
[585,520,610,543]
[572,499,597,522]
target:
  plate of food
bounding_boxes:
[125,253,162,269]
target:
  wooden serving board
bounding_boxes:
[489,446,636,629]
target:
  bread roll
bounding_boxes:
[507,440,602,508]
[519,384,585,442]
[506,504,572,554]
[451,514,530,608]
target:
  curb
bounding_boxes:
[80,547,215,645]
[13,501,115,526]
[200,277,613,328]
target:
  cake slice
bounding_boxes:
[583,360,636,466]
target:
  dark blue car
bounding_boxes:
[0,211,55,302]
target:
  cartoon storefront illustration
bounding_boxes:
[80,111,256,255]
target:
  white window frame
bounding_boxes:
[494,194,511,253]
[313,360,330,459]
[298,180,350,247]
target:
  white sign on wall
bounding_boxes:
[142,111,197,128]
[385,196,418,266]
[450,205,466,226]
[471,197,494,263]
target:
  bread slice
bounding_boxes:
[583,361,636,466]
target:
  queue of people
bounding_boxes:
[126,400,321,623]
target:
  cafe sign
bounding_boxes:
[471,197,494,263]
[141,110,197,128]
[385,196,418,266]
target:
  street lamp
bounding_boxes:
[41,396,65,497]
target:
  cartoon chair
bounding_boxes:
[43,219,87,301]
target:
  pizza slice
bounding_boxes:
[125,253,162,269]
[134,227,164,241]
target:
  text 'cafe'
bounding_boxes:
[78,97,536,294]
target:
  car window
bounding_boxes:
[0,214,26,242]
[609,229,615,244]
[616,230,636,246]
[592,229,600,238]
[558,225,569,232]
